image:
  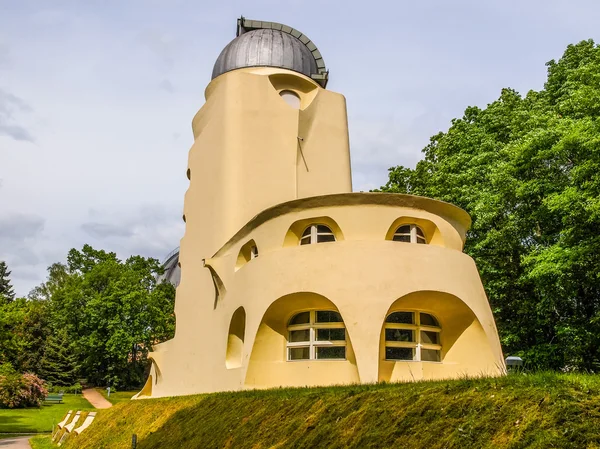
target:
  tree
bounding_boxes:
[40,245,176,388]
[38,329,79,386]
[0,261,15,303]
[0,298,51,373]
[379,40,600,371]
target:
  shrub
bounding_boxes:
[47,382,82,394]
[0,363,47,408]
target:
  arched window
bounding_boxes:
[393,224,426,244]
[235,240,259,271]
[300,225,336,245]
[384,311,441,362]
[287,310,346,360]
[279,90,301,109]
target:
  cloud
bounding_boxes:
[158,78,174,93]
[0,41,9,68]
[0,214,45,282]
[139,29,176,68]
[81,205,184,258]
[0,88,34,142]
[0,213,44,241]
[81,222,135,239]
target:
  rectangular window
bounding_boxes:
[288,347,310,360]
[385,329,414,342]
[420,331,439,345]
[316,311,343,323]
[289,311,310,325]
[317,234,336,243]
[316,328,346,341]
[392,234,411,242]
[386,312,414,324]
[289,329,310,342]
[316,346,346,359]
[421,349,441,362]
[385,347,414,361]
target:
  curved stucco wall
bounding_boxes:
[135,63,503,399]
[141,198,504,398]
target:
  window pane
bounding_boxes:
[316,225,333,234]
[415,227,425,237]
[289,312,310,325]
[280,90,301,109]
[289,347,310,360]
[316,328,346,341]
[396,225,411,234]
[386,312,414,324]
[420,313,439,327]
[300,236,312,245]
[385,347,414,361]
[316,346,345,359]
[385,328,414,342]
[316,311,343,323]
[289,329,310,342]
[421,349,440,362]
[317,234,336,243]
[421,331,439,345]
[416,237,426,244]
[392,234,411,242]
[302,227,312,237]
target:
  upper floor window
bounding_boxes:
[300,225,336,245]
[279,90,301,109]
[250,245,258,259]
[393,224,426,244]
[287,310,346,361]
[384,311,441,362]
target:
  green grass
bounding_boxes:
[30,435,54,449]
[54,372,600,449]
[0,394,95,434]
[96,388,137,405]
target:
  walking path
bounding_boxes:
[0,436,32,449]
[82,388,113,409]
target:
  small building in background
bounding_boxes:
[135,18,505,399]
[156,247,180,288]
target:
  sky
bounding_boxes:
[1,0,599,296]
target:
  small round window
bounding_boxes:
[279,90,301,109]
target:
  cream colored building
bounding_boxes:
[136,18,505,399]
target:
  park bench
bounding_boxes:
[45,393,64,403]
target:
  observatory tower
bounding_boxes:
[135,18,505,398]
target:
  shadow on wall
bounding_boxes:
[244,292,360,389]
[226,307,246,369]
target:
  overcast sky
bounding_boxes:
[1,0,598,296]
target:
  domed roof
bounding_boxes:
[211,18,328,87]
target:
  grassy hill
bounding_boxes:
[34,373,600,449]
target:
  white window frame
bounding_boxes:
[300,224,336,245]
[393,224,426,244]
[287,310,346,361]
[384,311,441,362]
[250,245,258,260]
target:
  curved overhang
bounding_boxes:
[212,192,471,258]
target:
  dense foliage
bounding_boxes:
[0,363,47,409]
[0,246,176,389]
[379,40,600,371]
[0,261,15,303]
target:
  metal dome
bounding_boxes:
[156,247,180,287]
[211,17,328,87]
